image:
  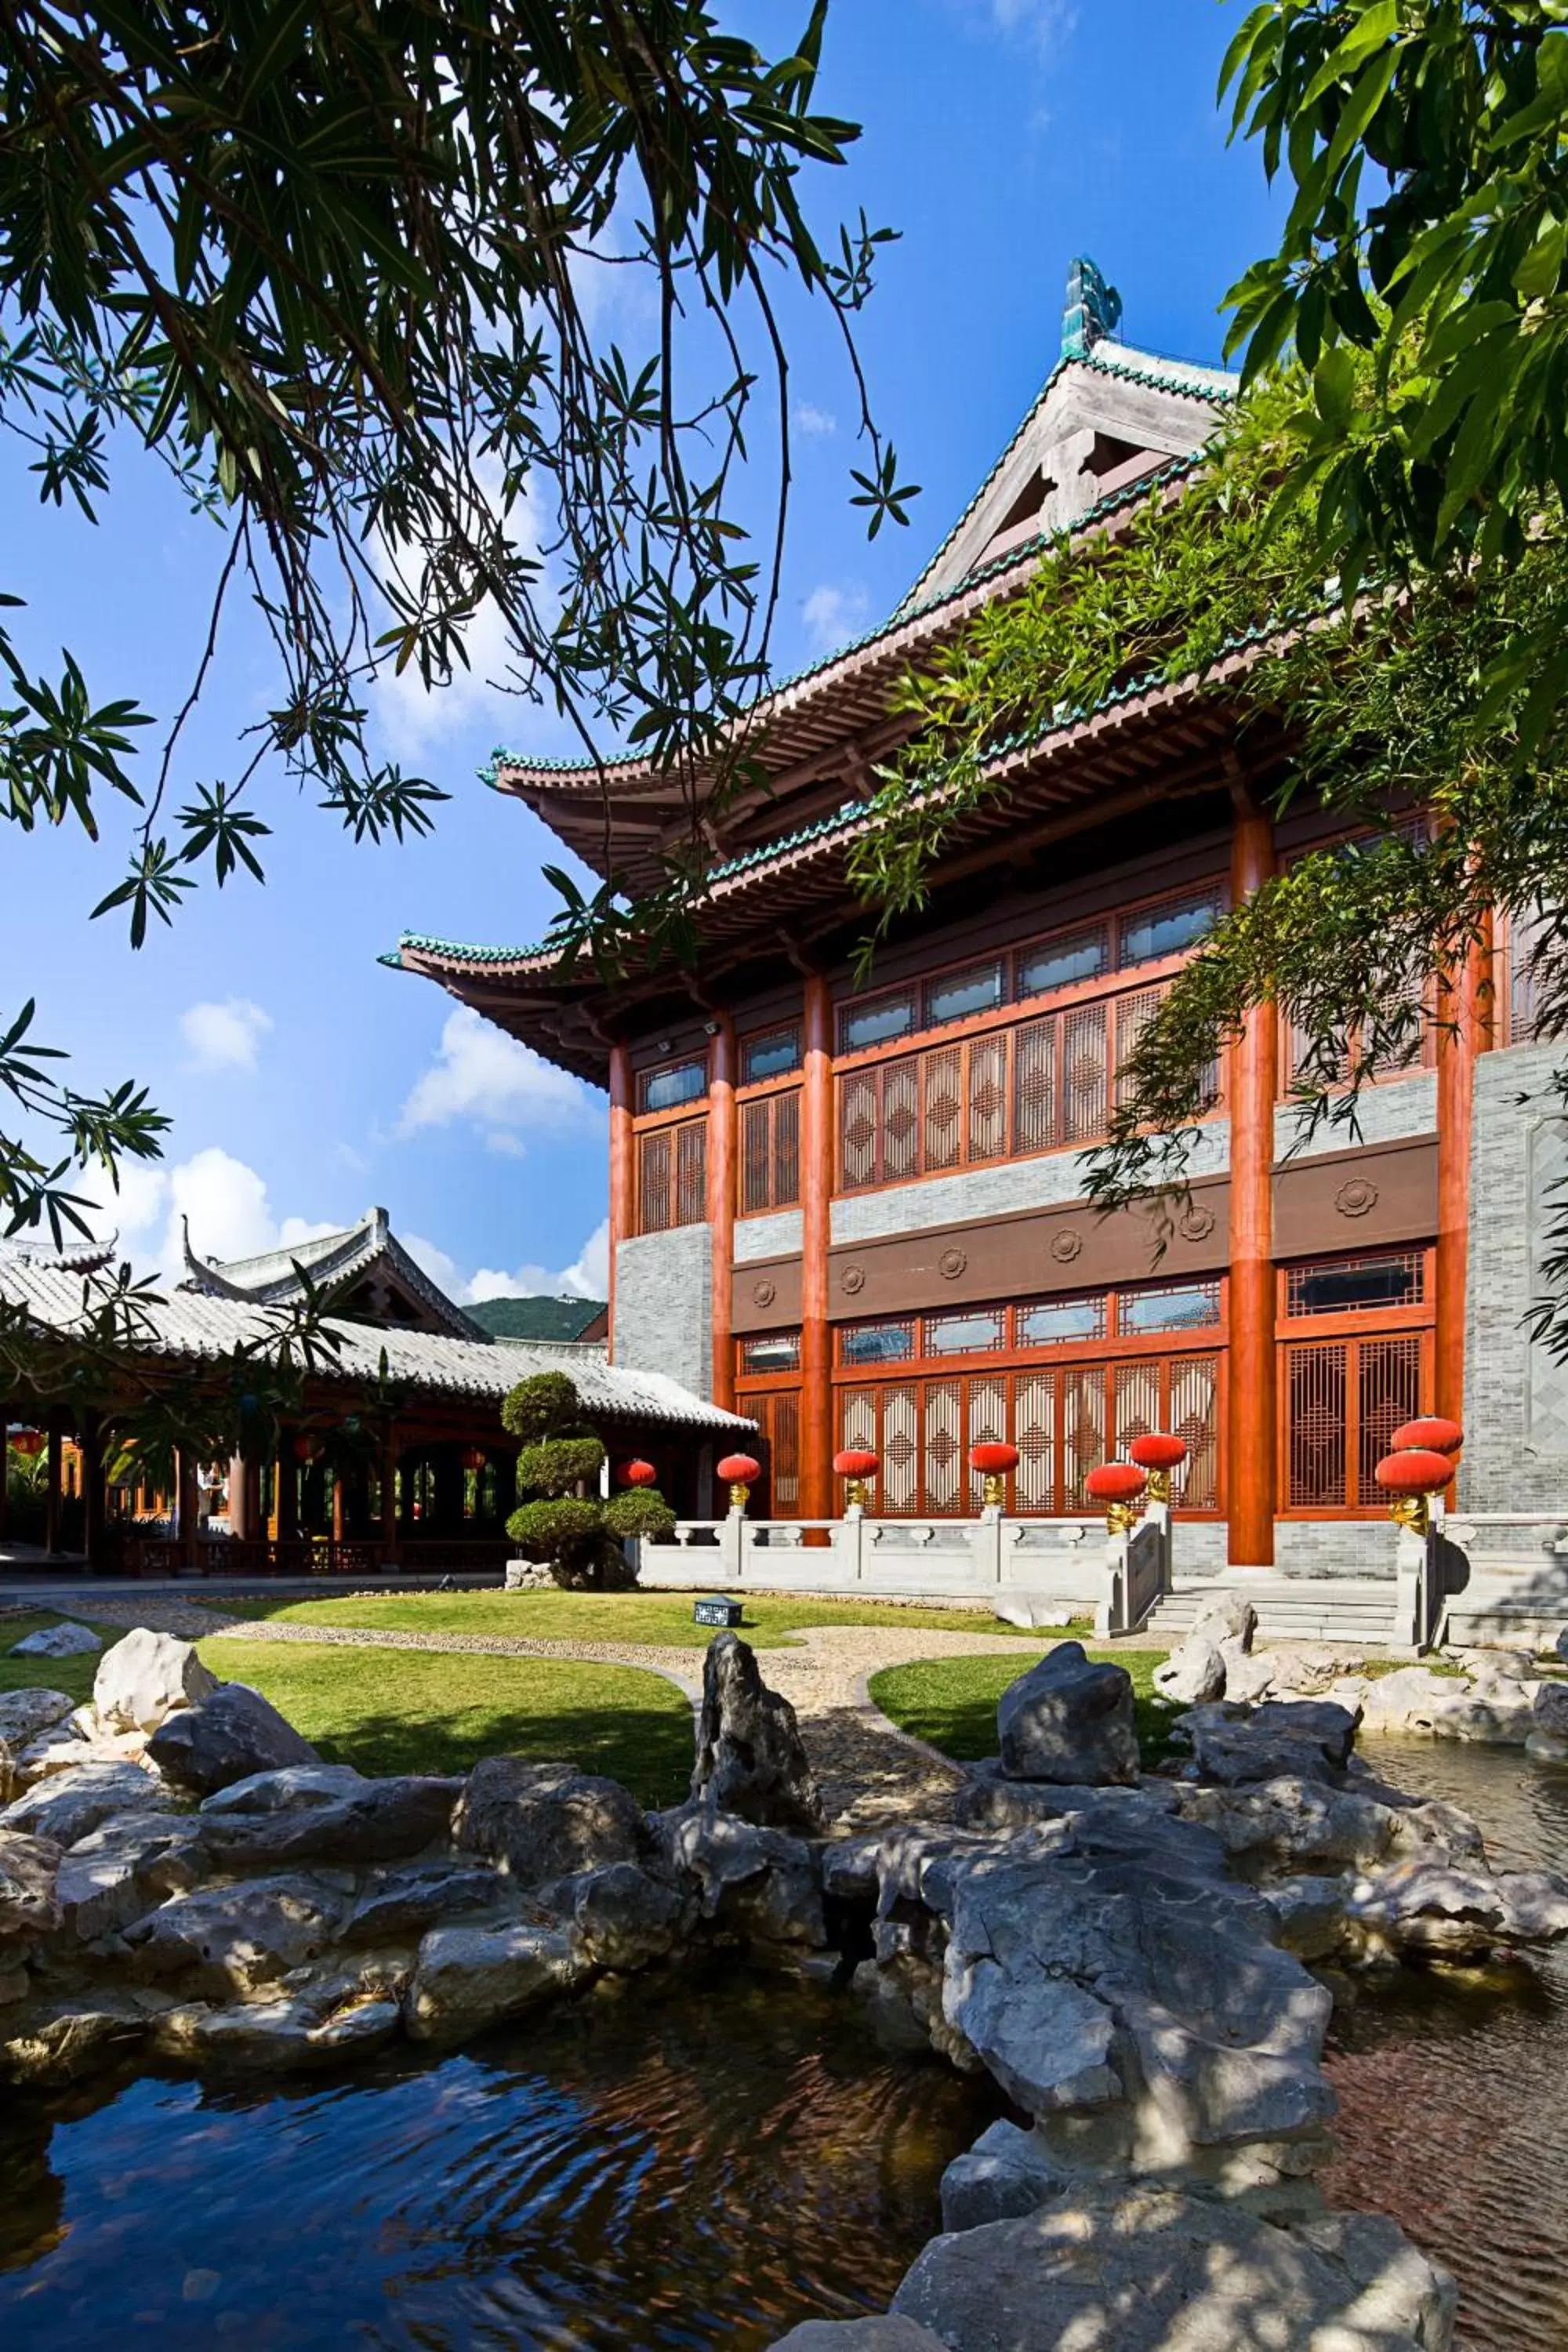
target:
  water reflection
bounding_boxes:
[0,1968,999,2350]
[1325,1739,1568,2352]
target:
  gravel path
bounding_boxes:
[9,1595,1047,1833]
[84,1602,1043,1832]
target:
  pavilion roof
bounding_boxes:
[180,1205,486,1342]
[0,1258,753,1434]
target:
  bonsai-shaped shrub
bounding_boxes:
[501,1372,674,1588]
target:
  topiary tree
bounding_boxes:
[499,1373,673,1591]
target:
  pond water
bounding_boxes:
[0,1967,1000,2351]
[1324,1738,1568,2352]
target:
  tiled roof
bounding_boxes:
[386,610,1279,978]
[0,1261,753,1433]
[181,1206,488,1343]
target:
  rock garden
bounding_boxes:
[5,1596,1568,2350]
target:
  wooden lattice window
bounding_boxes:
[739,1088,800,1214]
[636,1117,706,1235]
[835,1352,1223,1518]
[1283,1333,1424,1512]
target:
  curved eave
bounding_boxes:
[391,628,1285,1037]
[485,453,1206,829]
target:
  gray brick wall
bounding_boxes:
[613,1225,713,1399]
[832,1121,1232,1246]
[1178,1520,1399,1578]
[734,1209,802,1263]
[1464,1041,1568,1512]
[1273,1071,1436,1163]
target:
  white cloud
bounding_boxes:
[398,1006,601,1141]
[985,0,1076,53]
[801,582,869,653]
[402,1231,465,1298]
[466,1218,610,1305]
[180,998,273,1074]
[77,1146,338,1281]
[793,401,837,437]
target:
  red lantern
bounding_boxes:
[717,1454,761,1485]
[833,1449,880,1479]
[969,1442,1020,1475]
[619,1459,659,1487]
[292,1433,322,1463]
[1085,1461,1148,1504]
[462,1447,488,1473]
[1390,1417,1463,1457]
[1129,1432,1187,1473]
[9,1429,45,1457]
[1374,1449,1455,1497]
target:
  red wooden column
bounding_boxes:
[1226,804,1279,1568]
[1436,911,1493,1437]
[81,1412,106,1569]
[176,1450,200,1570]
[707,1015,738,1412]
[228,1453,249,1541]
[608,1042,633,1357]
[800,976,834,1523]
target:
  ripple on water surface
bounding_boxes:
[0,1968,1000,2350]
[1324,1738,1568,2352]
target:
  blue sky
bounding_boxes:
[3,0,1283,1308]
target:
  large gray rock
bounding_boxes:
[404,1918,584,2041]
[343,1862,502,1946]
[196,1775,461,1867]
[0,1991,163,2084]
[93,1628,217,1733]
[567,1860,691,1972]
[53,1813,208,1941]
[0,1760,169,1848]
[1345,1858,1568,1959]
[1534,1680,1568,1740]
[147,1681,320,1795]
[939,2118,1069,2232]
[690,1633,823,1834]
[1152,1636,1225,1706]
[452,1757,647,1888]
[9,1620,102,1657]
[1221,1645,1279,1704]
[154,1969,404,2072]
[1171,1776,1484,1871]
[0,1688,77,1748]
[938,1838,1334,2145]
[1179,1700,1359,1789]
[127,1878,344,1996]
[201,1764,369,1815]
[996,1643,1140,1787]
[0,1828,62,1944]
[660,1805,827,1948]
[769,2324,949,2351]
[891,2188,1457,2352]
[1189,1592,1258,1653]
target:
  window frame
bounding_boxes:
[636,1054,709,1117]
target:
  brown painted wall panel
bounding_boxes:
[731,1256,804,1333]
[1271,1135,1437,1259]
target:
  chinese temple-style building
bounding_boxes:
[390,261,1562,1574]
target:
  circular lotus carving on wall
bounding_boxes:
[1050,1228,1083,1265]
[938,1246,967,1280]
[1178,1203,1217,1243]
[1335,1178,1378,1218]
[752,1277,777,1309]
[840,1265,867,1296]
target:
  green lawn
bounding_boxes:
[869,1645,1181,1769]
[196,1639,696,1806]
[0,1611,116,1708]
[0,1610,696,1806]
[195,1588,1076,1650]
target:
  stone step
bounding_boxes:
[1147,1578,1399,1645]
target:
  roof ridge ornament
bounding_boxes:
[1061,255,1122,360]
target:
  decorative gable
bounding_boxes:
[899,257,1237,613]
